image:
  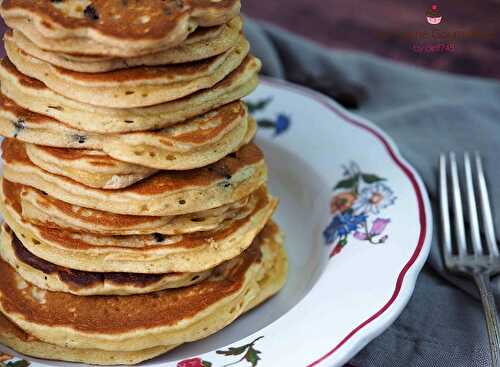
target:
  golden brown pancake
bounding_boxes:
[0,222,287,352]
[26,145,157,189]
[1,181,277,273]
[0,224,212,296]
[2,139,268,216]
[17,181,255,236]
[24,102,253,173]
[0,90,107,149]
[1,0,241,57]
[0,55,261,133]
[0,91,256,171]
[10,17,243,72]
[5,35,250,107]
[0,313,174,365]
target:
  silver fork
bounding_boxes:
[440,152,500,366]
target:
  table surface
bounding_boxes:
[244,0,500,80]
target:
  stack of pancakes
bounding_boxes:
[0,1,287,365]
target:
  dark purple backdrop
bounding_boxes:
[244,0,500,79]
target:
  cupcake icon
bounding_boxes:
[426,4,442,25]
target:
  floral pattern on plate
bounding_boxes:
[0,352,30,367]
[246,97,290,137]
[177,337,264,367]
[324,162,397,257]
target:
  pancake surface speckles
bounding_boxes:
[1,180,277,273]
[26,144,157,189]
[0,90,107,149]
[10,17,243,72]
[0,92,256,170]
[0,0,241,57]
[18,182,255,236]
[24,101,254,172]
[2,138,268,216]
[5,35,250,107]
[0,221,287,352]
[0,55,261,133]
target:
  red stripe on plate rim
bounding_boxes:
[260,77,429,367]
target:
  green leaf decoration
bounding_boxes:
[218,336,264,366]
[6,361,30,367]
[243,346,262,367]
[334,175,359,190]
[216,345,248,356]
[246,98,273,114]
[361,174,385,183]
[201,361,212,367]
[256,119,275,128]
[339,237,348,247]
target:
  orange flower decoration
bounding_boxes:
[330,192,357,214]
[0,353,12,362]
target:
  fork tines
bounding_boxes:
[439,152,498,270]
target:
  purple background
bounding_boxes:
[244,0,500,79]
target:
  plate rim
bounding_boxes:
[258,76,433,367]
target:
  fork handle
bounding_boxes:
[473,271,500,367]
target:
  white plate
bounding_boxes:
[0,77,432,367]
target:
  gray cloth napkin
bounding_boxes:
[244,18,500,367]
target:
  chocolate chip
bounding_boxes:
[71,134,87,144]
[211,163,232,179]
[12,118,25,138]
[175,0,184,8]
[153,233,166,242]
[84,5,99,21]
[50,0,64,3]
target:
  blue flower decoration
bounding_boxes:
[257,114,291,137]
[274,114,290,136]
[323,211,367,244]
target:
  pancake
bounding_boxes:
[0,0,241,57]
[0,222,287,352]
[1,181,277,273]
[18,182,256,236]
[0,90,108,149]
[2,139,268,216]
[26,145,157,189]
[5,35,250,108]
[101,108,256,171]
[11,17,243,73]
[0,313,174,365]
[0,224,213,296]
[0,55,261,133]
[0,91,257,170]
[24,103,253,175]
